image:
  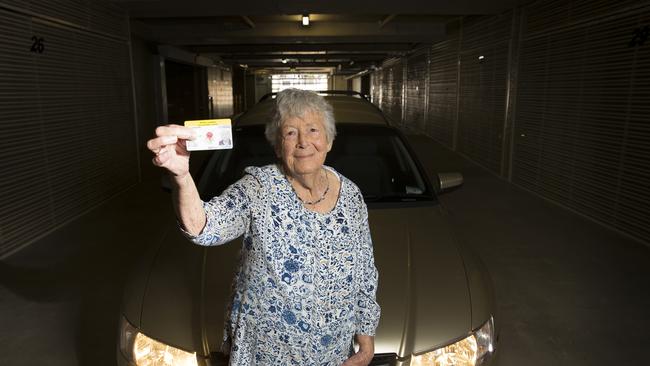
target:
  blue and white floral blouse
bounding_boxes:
[183,164,380,365]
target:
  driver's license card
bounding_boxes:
[184,119,233,151]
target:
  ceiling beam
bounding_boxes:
[218,53,389,60]
[241,60,374,66]
[188,43,417,53]
[227,58,379,66]
[116,0,518,18]
[137,20,446,45]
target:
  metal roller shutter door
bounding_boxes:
[371,70,383,107]
[427,35,460,149]
[207,67,234,118]
[0,0,127,36]
[405,49,428,131]
[380,60,404,126]
[378,64,390,121]
[0,3,137,258]
[513,0,650,244]
[457,13,512,174]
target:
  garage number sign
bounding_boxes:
[30,36,45,53]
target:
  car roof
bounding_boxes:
[235,94,388,127]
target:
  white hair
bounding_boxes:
[265,88,336,148]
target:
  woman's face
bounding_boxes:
[278,109,332,177]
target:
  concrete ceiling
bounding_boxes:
[115,0,519,74]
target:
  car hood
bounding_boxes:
[130,204,484,358]
[369,205,472,356]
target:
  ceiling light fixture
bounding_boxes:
[302,14,310,26]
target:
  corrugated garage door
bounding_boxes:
[404,49,428,131]
[371,69,383,107]
[0,2,137,258]
[513,0,650,244]
[380,59,404,126]
[427,29,461,149]
[207,67,233,118]
[457,14,512,174]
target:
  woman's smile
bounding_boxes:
[294,153,314,158]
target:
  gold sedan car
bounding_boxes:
[118,92,499,366]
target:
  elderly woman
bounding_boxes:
[147,89,380,365]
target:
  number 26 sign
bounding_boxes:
[30,36,45,53]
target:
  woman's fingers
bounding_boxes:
[147,125,196,154]
[148,125,196,154]
[147,124,195,174]
[151,147,169,166]
[155,124,196,140]
[151,154,163,167]
[151,136,179,152]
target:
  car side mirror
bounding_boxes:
[437,172,463,193]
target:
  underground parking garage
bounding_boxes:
[1,0,649,365]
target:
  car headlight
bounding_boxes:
[411,316,495,366]
[120,316,198,366]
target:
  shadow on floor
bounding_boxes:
[0,177,174,366]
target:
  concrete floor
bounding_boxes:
[1,133,649,365]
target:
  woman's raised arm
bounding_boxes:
[147,124,205,235]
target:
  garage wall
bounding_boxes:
[370,69,383,107]
[130,36,159,180]
[0,1,138,258]
[377,59,404,126]
[404,49,428,132]
[458,14,512,175]
[512,0,650,245]
[370,0,650,245]
[426,27,460,149]
[251,73,271,106]
[351,77,362,93]
[207,66,234,118]
[331,75,348,90]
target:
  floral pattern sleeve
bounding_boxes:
[180,174,259,246]
[355,193,381,336]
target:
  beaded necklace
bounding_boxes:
[290,169,330,205]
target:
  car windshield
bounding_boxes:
[198,124,435,204]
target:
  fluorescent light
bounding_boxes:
[302,14,310,26]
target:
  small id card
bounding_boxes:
[184,119,233,151]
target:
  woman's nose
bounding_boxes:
[297,131,307,147]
